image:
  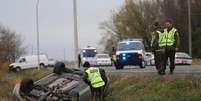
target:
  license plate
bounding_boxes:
[182,60,187,63]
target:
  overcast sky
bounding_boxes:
[0,0,123,60]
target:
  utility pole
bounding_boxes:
[36,0,40,69]
[188,0,192,56]
[64,48,66,61]
[73,0,79,62]
[31,45,33,55]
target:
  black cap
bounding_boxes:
[83,61,90,68]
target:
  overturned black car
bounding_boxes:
[12,62,95,101]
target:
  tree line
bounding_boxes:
[0,24,25,63]
[100,0,201,58]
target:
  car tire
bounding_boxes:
[15,67,21,72]
[20,78,34,94]
[40,63,45,68]
[53,62,66,75]
[115,62,124,70]
[140,61,146,68]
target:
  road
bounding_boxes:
[99,65,201,75]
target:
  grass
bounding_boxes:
[106,74,201,101]
[192,58,201,65]
[0,63,52,100]
[1,62,201,101]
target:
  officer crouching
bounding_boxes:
[83,61,108,101]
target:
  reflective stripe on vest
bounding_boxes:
[165,28,176,46]
[85,67,105,88]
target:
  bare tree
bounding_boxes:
[0,24,26,63]
[100,0,161,53]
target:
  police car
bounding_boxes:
[115,39,146,69]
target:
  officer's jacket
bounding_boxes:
[152,27,180,50]
[83,67,106,88]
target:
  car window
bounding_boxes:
[82,49,97,57]
[97,55,109,58]
[117,42,144,51]
[19,58,26,63]
[177,53,189,57]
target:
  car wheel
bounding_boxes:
[115,62,124,70]
[15,67,21,72]
[20,78,34,94]
[53,62,66,75]
[140,61,146,68]
[40,63,45,68]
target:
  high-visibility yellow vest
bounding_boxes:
[158,28,176,47]
[112,55,117,61]
[164,28,176,46]
[85,67,105,88]
[158,30,166,47]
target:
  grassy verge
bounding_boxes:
[192,58,201,65]
[1,62,201,101]
[106,74,201,101]
[0,63,51,100]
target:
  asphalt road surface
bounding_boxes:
[99,65,201,75]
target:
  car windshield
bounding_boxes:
[117,42,144,51]
[82,49,97,57]
[176,53,189,57]
[97,55,109,58]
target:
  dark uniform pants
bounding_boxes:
[155,49,166,73]
[91,86,105,101]
[164,48,176,72]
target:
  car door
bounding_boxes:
[18,58,29,69]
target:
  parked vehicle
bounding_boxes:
[95,53,112,66]
[9,54,49,72]
[80,46,97,66]
[175,52,192,65]
[48,58,57,67]
[144,52,192,66]
[145,52,155,66]
[12,65,91,101]
[115,39,146,69]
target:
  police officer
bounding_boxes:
[111,47,117,66]
[78,53,81,68]
[151,22,166,75]
[162,19,180,74]
[83,61,107,101]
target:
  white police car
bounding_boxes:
[115,39,146,69]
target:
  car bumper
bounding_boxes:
[175,59,192,65]
[96,62,112,66]
[117,58,142,65]
[9,66,16,71]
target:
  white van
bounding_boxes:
[9,54,49,71]
[80,46,97,66]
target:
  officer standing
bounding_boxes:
[111,47,117,66]
[83,61,107,101]
[163,19,180,74]
[78,53,81,68]
[151,22,166,75]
